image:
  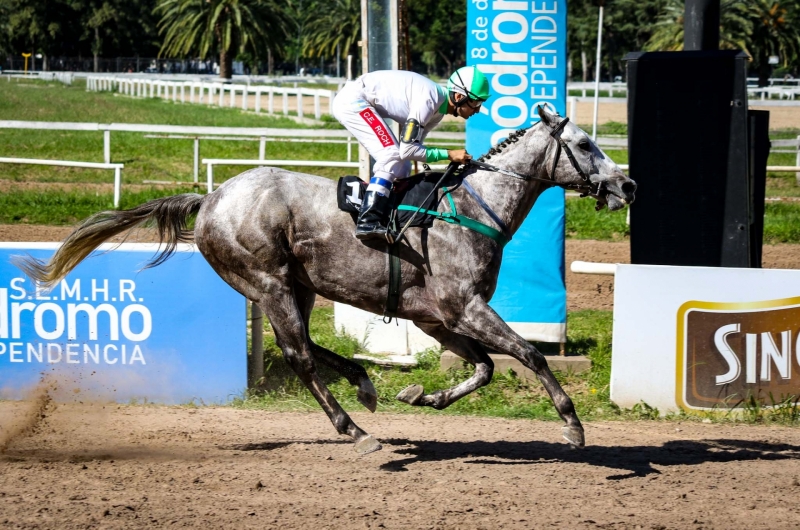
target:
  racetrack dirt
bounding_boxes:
[1,229,800,528]
[1,403,799,529]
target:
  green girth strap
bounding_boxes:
[396,187,510,248]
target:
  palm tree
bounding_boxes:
[744,0,800,85]
[645,0,800,86]
[645,0,750,52]
[301,0,360,74]
[155,0,287,80]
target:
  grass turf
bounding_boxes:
[234,306,800,425]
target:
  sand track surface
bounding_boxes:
[1,405,799,529]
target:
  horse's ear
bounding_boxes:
[536,105,553,126]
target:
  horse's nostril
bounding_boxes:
[621,181,637,196]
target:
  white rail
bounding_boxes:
[0,120,461,184]
[85,75,337,120]
[570,261,617,276]
[0,157,124,207]
[202,158,360,193]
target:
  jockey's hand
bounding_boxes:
[447,149,472,165]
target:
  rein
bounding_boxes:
[470,116,599,196]
[393,115,600,249]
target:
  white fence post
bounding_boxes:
[114,167,121,208]
[796,135,800,186]
[297,92,304,118]
[230,86,236,108]
[255,88,262,113]
[218,84,224,106]
[329,90,335,116]
[207,163,214,193]
[180,84,185,103]
[282,92,288,115]
[103,129,111,164]
[259,136,266,160]
[314,92,321,119]
[242,86,248,111]
[269,88,274,114]
[194,137,200,184]
[569,96,577,121]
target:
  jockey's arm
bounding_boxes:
[399,97,470,166]
[400,120,470,165]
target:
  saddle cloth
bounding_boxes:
[336,171,459,229]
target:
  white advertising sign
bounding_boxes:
[611,264,800,413]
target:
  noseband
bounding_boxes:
[470,116,599,196]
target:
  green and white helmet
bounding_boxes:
[447,66,490,102]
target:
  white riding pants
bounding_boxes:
[332,81,411,196]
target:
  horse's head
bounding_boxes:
[536,106,636,211]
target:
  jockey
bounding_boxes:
[332,66,491,242]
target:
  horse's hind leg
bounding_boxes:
[396,322,493,410]
[293,282,378,412]
[450,298,585,447]
[257,277,381,454]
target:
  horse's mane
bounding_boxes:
[478,126,532,162]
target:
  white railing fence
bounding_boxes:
[2,120,799,206]
[85,75,336,120]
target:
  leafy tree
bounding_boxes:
[84,1,117,72]
[302,0,360,68]
[1,0,73,70]
[155,0,287,79]
[744,0,800,85]
[406,0,466,76]
[645,0,800,85]
[646,0,749,51]
[568,0,599,81]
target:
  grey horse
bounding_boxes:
[17,106,636,454]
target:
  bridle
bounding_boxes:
[469,116,600,197]
[400,115,604,244]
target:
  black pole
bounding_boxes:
[684,0,720,51]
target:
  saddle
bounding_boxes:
[336,170,462,231]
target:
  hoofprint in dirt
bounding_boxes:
[1,405,799,530]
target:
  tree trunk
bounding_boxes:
[437,51,452,77]
[219,47,233,80]
[93,27,100,73]
[43,54,48,72]
[581,49,588,82]
[567,52,573,81]
[757,52,771,87]
[268,48,274,76]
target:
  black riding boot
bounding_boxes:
[355,190,394,243]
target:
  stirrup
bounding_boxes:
[355,224,396,243]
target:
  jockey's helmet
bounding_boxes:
[447,66,490,103]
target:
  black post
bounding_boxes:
[684,0,720,51]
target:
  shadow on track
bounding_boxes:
[378,438,800,480]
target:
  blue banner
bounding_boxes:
[0,244,246,404]
[467,0,567,342]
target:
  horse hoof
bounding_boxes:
[357,380,378,413]
[396,384,424,405]
[354,435,382,455]
[562,425,585,448]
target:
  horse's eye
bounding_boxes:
[578,139,592,151]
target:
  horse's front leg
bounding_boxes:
[396,322,493,409]
[448,297,585,447]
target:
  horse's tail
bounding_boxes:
[15,193,206,289]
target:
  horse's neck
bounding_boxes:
[460,127,551,235]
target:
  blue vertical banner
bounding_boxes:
[467,0,567,342]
